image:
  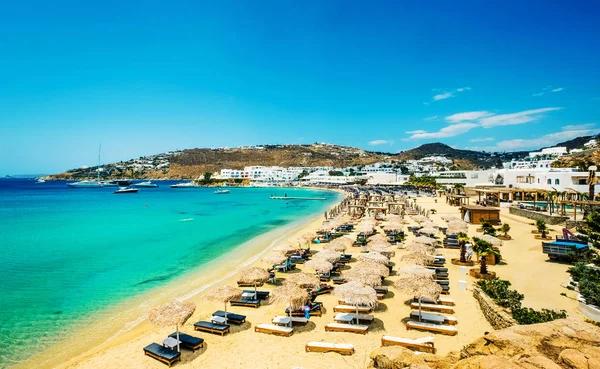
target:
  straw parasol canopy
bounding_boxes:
[394,272,441,321]
[420,221,439,229]
[313,249,341,263]
[383,221,403,232]
[369,244,396,258]
[359,252,389,265]
[367,234,389,244]
[397,265,435,276]
[446,220,469,234]
[293,232,315,246]
[401,251,435,266]
[206,285,242,324]
[357,223,374,234]
[479,234,503,247]
[238,267,270,298]
[413,236,438,246]
[334,281,378,323]
[271,282,310,323]
[442,215,460,222]
[148,300,196,352]
[285,272,320,289]
[405,242,435,255]
[412,215,429,223]
[345,271,383,287]
[418,227,438,236]
[352,261,390,277]
[273,244,296,253]
[304,258,334,274]
[262,252,288,265]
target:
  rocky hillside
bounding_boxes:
[552,148,600,169]
[368,318,600,369]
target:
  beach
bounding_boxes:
[27,193,582,369]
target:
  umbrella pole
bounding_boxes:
[176,324,180,352]
[419,296,422,322]
[224,301,228,324]
[254,283,257,300]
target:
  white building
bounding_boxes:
[428,170,496,188]
[366,172,410,185]
[528,146,568,158]
[300,170,365,185]
[493,167,592,192]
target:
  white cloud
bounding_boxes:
[489,125,599,151]
[368,139,394,145]
[532,92,544,97]
[433,92,454,101]
[408,123,479,139]
[478,107,562,128]
[456,87,472,92]
[424,115,438,121]
[406,130,426,134]
[446,111,492,123]
[470,137,495,142]
[551,87,564,92]
[562,123,595,131]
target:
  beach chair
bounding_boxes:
[417,296,455,306]
[305,341,355,355]
[339,254,352,263]
[410,311,458,325]
[230,298,261,308]
[427,267,448,273]
[242,290,270,300]
[212,310,246,325]
[168,332,204,352]
[333,305,373,314]
[254,323,294,337]
[193,321,230,336]
[272,316,309,326]
[290,255,306,264]
[143,343,181,367]
[236,281,264,288]
[332,276,346,285]
[286,302,322,317]
[374,286,388,295]
[325,323,369,334]
[333,313,374,324]
[434,272,449,280]
[381,335,435,353]
[319,272,331,282]
[310,284,334,296]
[406,320,458,336]
[410,302,454,314]
[436,280,449,286]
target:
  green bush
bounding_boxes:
[512,308,567,325]
[568,263,600,306]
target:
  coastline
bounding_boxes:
[15,189,343,369]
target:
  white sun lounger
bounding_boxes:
[406,320,457,336]
[410,302,454,314]
[254,323,294,337]
[305,341,355,355]
[420,296,455,306]
[333,305,373,313]
[325,323,369,334]
[333,313,374,324]
[410,311,457,325]
[381,335,436,353]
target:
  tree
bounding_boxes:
[203,172,213,182]
[480,220,497,236]
[499,223,511,238]
[458,232,470,263]
[472,237,500,275]
[588,165,597,201]
[328,170,344,176]
[536,219,548,238]
[297,170,309,179]
[400,166,409,175]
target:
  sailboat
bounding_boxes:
[68,145,104,188]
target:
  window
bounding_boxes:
[555,179,560,185]
[537,179,540,183]
[547,179,551,185]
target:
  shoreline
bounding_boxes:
[15,189,343,369]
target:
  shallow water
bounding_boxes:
[0,179,339,367]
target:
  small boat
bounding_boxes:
[103,180,133,187]
[171,182,201,188]
[134,181,159,188]
[34,178,46,183]
[214,188,230,194]
[114,187,139,194]
[68,180,103,188]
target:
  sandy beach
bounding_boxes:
[28,194,583,369]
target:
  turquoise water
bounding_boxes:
[0,179,339,367]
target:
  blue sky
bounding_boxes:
[1,1,599,174]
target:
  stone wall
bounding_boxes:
[473,287,517,329]
[508,207,569,225]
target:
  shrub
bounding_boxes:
[512,308,567,325]
[568,263,600,306]
[480,220,497,236]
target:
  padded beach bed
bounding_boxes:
[230,298,261,308]
[212,310,246,325]
[193,321,230,336]
[168,332,204,352]
[143,343,181,367]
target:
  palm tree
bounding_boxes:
[457,232,470,263]
[548,189,560,215]
[536,219,549,238]
[499,223,510,238]
[472,237,500,275]
[588,166,597,201]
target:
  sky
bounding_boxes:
[1,1,599,175]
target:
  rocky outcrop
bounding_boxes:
[368,319,600,369]
[472,287,517,330]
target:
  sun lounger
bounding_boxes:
[236,281,264,288]
[333,305,373,314]
[212,310,246,325]
[286,302,322,317]
[168,332,204,352]
[436,280,449,285]
[254,323,294,337]
[427,266,448,273]
[242,290,270,300]
[410,302,454,314]
[230,298,261,308]
[406,320,458,336]
[272,316,309,326]
[325,323,369,334]
[334,313,374,324]
[332,276,346,284]
[305,341,355,355]
[310,284,334,296]
[143,343,181,367]
[410,311,457,325]
[434,273,449,280]
[193,321,230,336]
[339,254,352,263]
[381,335,436,353]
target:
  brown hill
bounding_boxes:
[552,148,600,169]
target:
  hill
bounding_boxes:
[552,147,600,169]
[546,134,598,151]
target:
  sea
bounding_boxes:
[0,178,340,367]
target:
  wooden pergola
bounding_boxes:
[558,200,600,221]
[446,194,470,207]
[471,188,549,206]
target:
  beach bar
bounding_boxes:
[460,205,500,225]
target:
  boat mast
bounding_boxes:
[97,144,101,183]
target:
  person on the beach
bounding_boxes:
[466,242,473,262]
[304,303,311,319]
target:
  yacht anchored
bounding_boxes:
[170,181,201,188]
[114,187,139,194]
[68,145,105,188]
[214,188,230,194]
[134,181,159,188]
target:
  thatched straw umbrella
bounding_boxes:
[334,281,378,324]
[479,234,503,247]
[345,271,382,287]
[273,244,296,253]
[420,221,438,229]
[238,267,269,299]
[401,251,435,266]
[352,261,390,277]
[359,252,389,265]
[262,252,287,266]
[442,215,460,222]
[357,223,374,234]
[271,282,310,325]
[286,272,320,289]
[395,272,441,321]
[413,236,438,246]
[313,249,341,263]
[293,232,315,247]
[369,244,396,258]
[148,300,196,352]
[418,227,438,236]
[368,234,389,244]
[412,215,429,223]
[304,258,334,275]
[405,242,435,255]
[206,285,242,324]
[383,221,403,232]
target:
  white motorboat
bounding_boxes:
[214,188,230,194]
[170,182,201,188]
[114,187,139,194]
[68,180,103,188]
[134,181,158,188]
